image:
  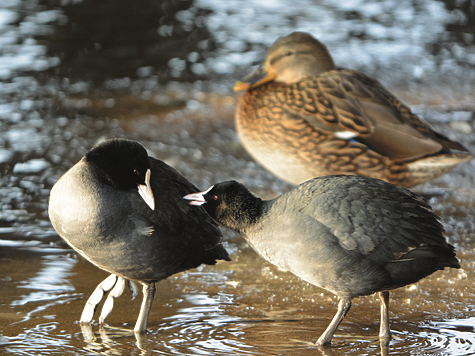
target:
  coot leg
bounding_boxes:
[99,276,126,324]
[379,291,391,342]
[315,297,352,346]
[134,282,156,332]
[127,280,140,300]
[80,274,118,323]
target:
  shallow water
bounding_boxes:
[1,0,475,355]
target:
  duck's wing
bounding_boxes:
[285,69,469,161]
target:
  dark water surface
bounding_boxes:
[1,0,475,355]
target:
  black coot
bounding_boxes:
[184,175,460,346]
[49,138,230,332]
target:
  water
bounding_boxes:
[1,0,475,354]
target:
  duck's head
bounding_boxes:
[234,32,336,90]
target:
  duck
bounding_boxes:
[234,31,472,187]
[48,138,230,332]
[184,175,460,345]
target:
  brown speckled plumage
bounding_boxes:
[235,32,472,187]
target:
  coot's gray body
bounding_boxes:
[184,175,459,345]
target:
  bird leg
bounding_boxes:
[80,274,118,323]
[134,282,156,333]
[379,291,391,343]
[315,297,352,346]
[127,280,140,300]
[99,276,126,324]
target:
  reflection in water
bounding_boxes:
[161,293,249,354]
[78,291,253,355]
[430,0,475,68]
[423,317,475,355]
[80,323,142,355]
[39,0,215,83]
[3,322,73,355]
[0,1,59,79]
[10,254,78,321]
[1,253,82,355]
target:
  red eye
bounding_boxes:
[213,195,218,200]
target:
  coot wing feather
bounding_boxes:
[286,175,448,264]
[145,157,228,265]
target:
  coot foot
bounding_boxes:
[80,274,139,325]
[80,274,119,323]
[99,276,126,324]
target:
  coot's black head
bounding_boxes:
[85,138,155,209]
[183,180,263,231]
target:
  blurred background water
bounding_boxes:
[0,0,474,355]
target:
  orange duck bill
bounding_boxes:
[233,60,276,91]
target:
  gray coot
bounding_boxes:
[184,175,460,346]
[49,138,230,332]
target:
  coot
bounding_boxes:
[234,31,472,187]
[184,175,460,345]
[49,138,230,332]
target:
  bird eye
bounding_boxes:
[133,169,140,175]
[285,51,293,56]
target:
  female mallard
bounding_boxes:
[234,32,472,187]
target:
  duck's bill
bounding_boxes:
[138,169,155,210]
[233,61,276,91]
[183,186,214,206]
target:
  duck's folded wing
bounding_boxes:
[286,70,468,161]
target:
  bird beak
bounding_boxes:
[233,60,276,91]
[183,185,214,206]
[138,169,155,210]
